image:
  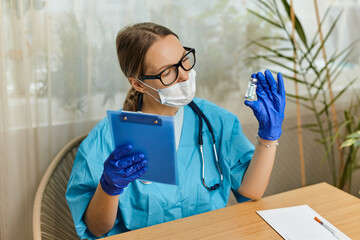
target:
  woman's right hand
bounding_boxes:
[244,70,286,141]
[100,144,147,196]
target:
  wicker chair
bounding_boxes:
[33,133,88,240]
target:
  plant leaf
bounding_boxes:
[308,3,333,52]
[250,54,293,61]
[287,123,319,131]
[341,139,356,148]
[318,78,357,115]
[255,36,289,42]
[254,0,275,15]
[280,0,307,47]
[300,3,333,66]
[257,0,276,14]
[347,131,360,139]
[261,56,299,74]
[285,93,309,101]
[286,98,314,111]
[311,10,343,62]
[249,40,293,60]
[321,119,351,171]
[301,11,344,84]
[299,41,317,65]
[330,38,360,67]
[279,73,315,86]
[315,50,352,100]
[247,9,282,28]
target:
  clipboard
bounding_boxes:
[107,110,178,185]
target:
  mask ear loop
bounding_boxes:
[136,79,163,104]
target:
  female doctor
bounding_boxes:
[66,22,286,239]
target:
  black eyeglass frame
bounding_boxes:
[138,47,196,86]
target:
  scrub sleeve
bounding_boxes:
[66,119,126,239]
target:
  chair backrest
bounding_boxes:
[33,133,88,240]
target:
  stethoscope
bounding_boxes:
[137,94,223,190]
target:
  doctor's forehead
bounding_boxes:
[144,34,184,74]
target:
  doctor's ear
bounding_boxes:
[129,77,146,93]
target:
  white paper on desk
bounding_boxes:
[256,205,350,240]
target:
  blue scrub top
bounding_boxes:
[66,98,255,239]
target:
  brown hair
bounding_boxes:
[116,22,178,111]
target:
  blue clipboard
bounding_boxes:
[107,110,178,185]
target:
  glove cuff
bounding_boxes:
[100,174,124,196]
[258,129,282,141]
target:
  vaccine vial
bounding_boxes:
[245,77,257,101]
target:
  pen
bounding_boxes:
[314,216,341,239]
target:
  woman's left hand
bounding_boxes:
[244,70,286,141]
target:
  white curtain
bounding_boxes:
[1,0,359,239]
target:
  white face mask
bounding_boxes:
[138,69,196,107]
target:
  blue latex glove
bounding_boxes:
[244,70,286,141]
[100,144,147,196]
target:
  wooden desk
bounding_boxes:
[104,182,360,240]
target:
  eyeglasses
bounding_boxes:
[138,47,196,86]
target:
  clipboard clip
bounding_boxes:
[120,112,163,126]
